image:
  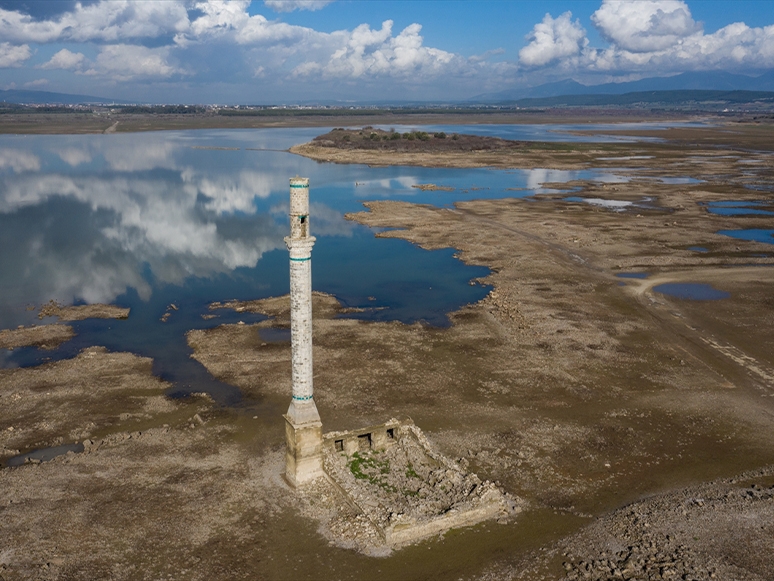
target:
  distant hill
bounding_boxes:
[474,71,774,102]
[0,89,123,104]
[509,90,774,109]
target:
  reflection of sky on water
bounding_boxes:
[0,125,687,395]
[0,126,673,331]
[718,229,774,245]
[701,200,774,216]
[653,283,730,301]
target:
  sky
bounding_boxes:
[0,0,773,103]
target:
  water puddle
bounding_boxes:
[687,246,709,253]
[744,184,774,192]
[701,201,774,216]
[717,229,774,245]
[653,283,730,300]
[5,443,84,468]
[658,177,702,185]
[564,197,633,211]
[563,196,662,212]
[616,272,649,279]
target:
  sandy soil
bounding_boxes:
[290,140,618,170]
[0,347,178,460]
[0,301,130,351]
[1,120,774,580]
[0,324,74,351]
[37,300,130,322]
[479,466,774,581]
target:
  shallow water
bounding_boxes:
[718,229,774,245]
[702,201,774,217]
[377,121,707,143]
[5,443,84,467]
[563,196,662,212]
[653,283,730,300]
[658,177,702,185]
[0,124,703,400]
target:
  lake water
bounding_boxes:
[0,123,698,400]
[653,283,730,300]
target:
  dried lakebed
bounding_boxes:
[1,121,774,580]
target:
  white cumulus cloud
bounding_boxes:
[581,20,774,73]
[519,12,587,67]
[0,1,190,44]
[40,48,85,70]
[518,0,774,78]
[84,45,184,79]
[294,20,460,79]
[0,0,478,94]
[591,0,700,53]
[23,78,49,88]
[264,0,335,12]
[0,42,31,68]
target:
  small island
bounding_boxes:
[289,126,601,170]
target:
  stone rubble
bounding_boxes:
[319,422,519,549]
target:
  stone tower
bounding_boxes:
[283,176,324,487]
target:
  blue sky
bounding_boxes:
[1,0,773,103]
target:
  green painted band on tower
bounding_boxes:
[289,256,311,262]
[290,184,309,188]
[292,394,314,401]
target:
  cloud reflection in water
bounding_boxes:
[0,133,349,323]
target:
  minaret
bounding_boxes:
[283,176,324,487]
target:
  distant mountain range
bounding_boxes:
[0,89,123,105]
[509,90,774,109]
[2,70,774,108]
[473,70,774,102]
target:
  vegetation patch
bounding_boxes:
[309,126,528,153]
[348,451,395,491]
